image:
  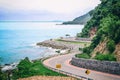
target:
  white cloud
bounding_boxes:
[0,0,101,14]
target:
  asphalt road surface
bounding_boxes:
[43,53,120,80]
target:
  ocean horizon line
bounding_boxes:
[0,20,64,23]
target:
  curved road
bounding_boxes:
[43,53,120,80]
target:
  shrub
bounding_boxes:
[0,68,7,80]
[82,47,91,54]
[75,53,90,59]
[95,53,116,61]
[56,50,60,53]
[76,33,81,37]
[107,40,115,53]
[79,48,83,51]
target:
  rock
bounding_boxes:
[91,39,109,58]
[114,42,120,62]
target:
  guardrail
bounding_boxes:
[43,63,93,80]
[41,55,93,80]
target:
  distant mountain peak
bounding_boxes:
[62,10,94,25]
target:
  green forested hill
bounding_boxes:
[77,0,120,61]
[62,10,93,25]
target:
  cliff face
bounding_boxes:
[91,39,109,58]
[114,43,120,62]
[91,41,120,62]
[89,27,97,39]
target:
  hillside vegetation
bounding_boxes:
[77,0,120,61]
[63,10,93,25]
[12,57,66,79]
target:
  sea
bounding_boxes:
[0,22,84,65]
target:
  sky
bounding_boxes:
[0,0,101,21]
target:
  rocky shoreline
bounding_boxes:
[36,39,82,53]
[37,40,69,49]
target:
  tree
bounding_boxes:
[16,57,32,78]
[0,68,7,80]
[65,34,70,37]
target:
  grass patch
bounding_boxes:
[12,57,66,79]
[75,54,90,59]
[94,53,116,61]
[76,53,116,61]
[56,39,90,46]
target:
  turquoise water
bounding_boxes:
[0,22,83,65]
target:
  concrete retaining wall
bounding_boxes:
[71,57,120,75]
